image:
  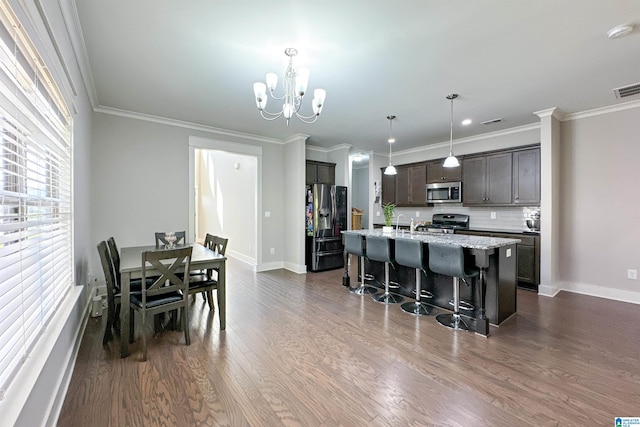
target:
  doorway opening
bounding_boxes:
[189,137,261,267]
[350,154,370,230]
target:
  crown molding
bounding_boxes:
[563,99,640,121]
[391,122,541,158]
[328,143,352,152]
[58,0,98,109]
[283,134,310,144]
[94,105,285,145]
[534,107,565,121]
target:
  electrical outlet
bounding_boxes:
[270,247,275,254]
[264,211,271,218]
[376,211,380,217]
[491,212,497,219]
[415,211,420,217]
[628,269,637,280]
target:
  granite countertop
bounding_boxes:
[372,223,538,235]
[465,227,540,236]
[343,229,520,250]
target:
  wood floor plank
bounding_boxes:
[58,257,640,426]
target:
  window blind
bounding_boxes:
[0,1,72,399]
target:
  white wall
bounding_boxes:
[283,136,307,273]
[90,112,289,275]
[352,165,369,228]
[559,106,640,302]
[196,149,257,264]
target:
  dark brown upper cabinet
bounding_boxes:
[513,148,540,205]
[306,160,335,185]
[381,168,396,206]
[463,152,513,206]
[427,160,462,183]
[395,163,427,206]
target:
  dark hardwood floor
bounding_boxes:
[58,257,640,426]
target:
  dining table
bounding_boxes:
[118,242,227,358]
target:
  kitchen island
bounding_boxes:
[342,229,520,336]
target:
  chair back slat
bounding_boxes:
[106,237,121,291]
[141,247,192,304]
[97,241,117,299]
[155,231,186,247]
[211,236,228,255]
[203,233,228,255]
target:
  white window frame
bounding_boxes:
[0,1,73,399]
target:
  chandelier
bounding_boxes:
[253,48,326,125]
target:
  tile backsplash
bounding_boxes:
[377,204,540,232]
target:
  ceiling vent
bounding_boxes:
[481,118,502,125]
[613,82,640,99]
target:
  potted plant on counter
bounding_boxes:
[382,203,395,233]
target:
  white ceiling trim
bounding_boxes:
[94,105,285,145]
[563,98,640,121]
[58,0,97,109]
[389,122,542,158]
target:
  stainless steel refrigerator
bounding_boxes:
[305,184,347,271]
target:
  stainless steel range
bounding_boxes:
[425,213,469,234]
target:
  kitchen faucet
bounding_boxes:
[396,214,405,235]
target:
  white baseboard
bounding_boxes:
[283,262,307,274]
[256,261,284,272]
[557,281,640,305]
[226,249,256,267]
[538,283,560,297]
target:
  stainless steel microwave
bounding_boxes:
[426,182,462,203]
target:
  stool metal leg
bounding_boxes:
[436,277,474,331]
[401,268,437,315]
[350,255,376,295]
[372,262,403,304]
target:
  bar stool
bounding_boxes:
[394,238,437,316]
[366,235,403,304]
[428,243,479,331]
[344,233,376,295]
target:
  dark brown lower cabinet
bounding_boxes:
[457,230,539,292]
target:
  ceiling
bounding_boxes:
[73,1,640,155]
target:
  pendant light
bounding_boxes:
[384,115,397,175]
[443,94,460,168]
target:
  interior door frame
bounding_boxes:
[188,136,262,268]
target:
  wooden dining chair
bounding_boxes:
[97,241,124,345]
[129,246,193,361]
[154,231,186,248]
[107,236,152,294]
[189,235,228,311]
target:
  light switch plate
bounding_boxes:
[506,248,512,257]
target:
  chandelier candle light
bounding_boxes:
[384,115,397,175]
[253,48,326,125]
[443,93,460,168]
